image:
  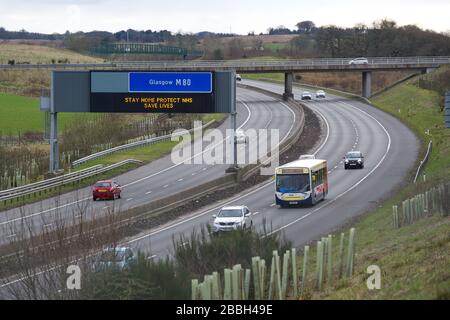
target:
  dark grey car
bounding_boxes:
[344,151,364,169]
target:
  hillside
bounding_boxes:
[0,41,103,64]
[308,71,450,299]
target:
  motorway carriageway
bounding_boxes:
[120,79,419,260]
[0,87,298,244]
[0,80,420,296]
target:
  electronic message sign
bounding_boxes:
[90,71,216,113]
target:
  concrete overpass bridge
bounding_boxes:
[1,56,449,98]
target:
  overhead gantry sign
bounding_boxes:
[47,70,235,172]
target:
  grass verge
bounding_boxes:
[0,93,100,135]
[302,73,450,299]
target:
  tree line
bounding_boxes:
[1,19,449,58]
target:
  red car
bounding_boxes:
[92,180,122,201]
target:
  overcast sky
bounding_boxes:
[1,0,449,34]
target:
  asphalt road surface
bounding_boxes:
[121,79,419,259]
[0,87,297,244]
[0,80,419,297]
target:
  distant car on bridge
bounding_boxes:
[349,57,369,65]
[236,74,242,81]
[301,91,312,100]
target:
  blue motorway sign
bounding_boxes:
[128,72,213,93]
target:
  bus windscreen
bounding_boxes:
[276,174,310,193]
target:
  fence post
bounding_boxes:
[252,257,261,300]
[244,269,251,300]
[392,205,399,229]
[407,198,413,224]
[259,259,266,299]
[224,268,232,300]
[191,279,199,300]
[268,255,275,299]
[275,251,282,300]
[439,185,445,216]
[327,234,333,285]
[281,250,290,299]
[346,228,356,277]
[301,245,309,293]
[232,264,242,300]
[291,248,298,298]
[322,237,328,282]
[201,275,212,300]
[338,233,345,279]
[316,241,324,290]
[212,272,220,300]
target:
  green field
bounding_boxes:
[0,93,99,135]
[0,43,103,65]
[75,113,226,169]
[372,83,450,179]
[263,43,289,51]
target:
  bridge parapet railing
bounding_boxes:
[1,56,449,70]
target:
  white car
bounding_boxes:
[212,206,252,233]
[349,57,369,65]
[235,129,248,144]
[301,91,312,100]
[299,154,315,160]
[315,90,326,98]
[236,74,242,81]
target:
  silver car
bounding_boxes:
[349,57,369,65]
[212,206,252,233]
[301,92,312,100]
[315,90,326,98]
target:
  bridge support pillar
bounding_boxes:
[283,72,294,100]
[422,67,436,74]
[362,71,372,98]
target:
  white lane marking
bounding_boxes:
[6,234,16,238]
[145,191,152,195]
[253,211,260,216]
[191,173,196,176]
[0,94,305,289]
[147,254,157,260]
[270,203,276,207]
[126,198,133,202]
[126,102,325,245]
[1,99,253,224]
[102,206,109,209]
[307,99,360,175]
[123,99,252,188]
[43,223,52,228]
[0,198,91,226]
[309,107,330,157]
[163,185,169,188]
[202,168,207,171]
[177,178,183,182]
[267,100,392,235]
